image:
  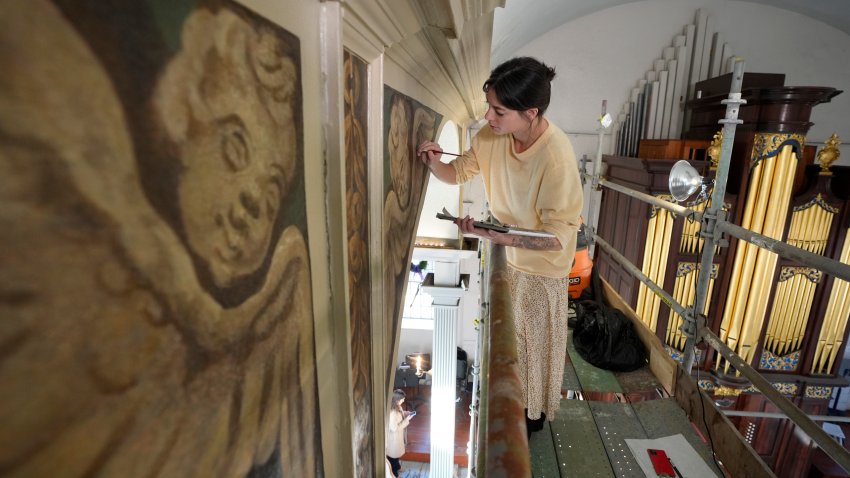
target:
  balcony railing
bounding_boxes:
[471,243,530,477]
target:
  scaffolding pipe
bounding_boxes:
[583,177,850,287]
[722,410,850,423]
[593,177,696,218]
[592,233,689,318]
[587,101,608,260]
[701,327,850,471]
[683,59,746,372]
[717,220,850,283]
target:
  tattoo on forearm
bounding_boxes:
[505,235,561,251]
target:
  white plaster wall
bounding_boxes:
[398,329,434,363]
[418,120,462,240]
[510,0,850,166]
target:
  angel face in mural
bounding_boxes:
[388,94,412,209]
[155,8,298,289]
[0,1,319,477]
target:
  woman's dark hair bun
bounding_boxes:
[483,56,556,115]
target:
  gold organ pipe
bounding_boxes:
[786,274,810,354]
[812,208,823,252]
[635,211,658,322]
[739,147,797,363]
[644,210,663,325]
[819,282,845,373]
[720,156,765,345]
[718,161,763,346]
[796,207,814,250]
[705,275,716,317]
[769,269,798,353]
[814,233,850,373]
[817,208,833,254]
[814,280,840,372]
[650,211,675,331]
[765,277,790,352]
[808,208,820,252]
[647,210,667,321]
[787,209,802,248]
[679,210,691,253]
[782,275,806,355]
[826,285,850,372]
[676,270,695,350]
[804,207,819,252]
[792,278,818,352]
[816,212,826,253]
[642,212,664,324]
[694,203,704,253]
[666,276,684,346]
[686,213,696,254]
[817,206,830,252]
[683,202,702,254]
[724,155,777,366]
[775,274,800,355]
[805,206,820,252]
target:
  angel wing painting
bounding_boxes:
[0,0,321,476]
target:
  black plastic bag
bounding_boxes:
[571,300,647,372]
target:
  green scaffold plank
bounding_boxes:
[530,421,560,478]
[588,401,648,478]
[562,341,582,392]
[551,400,614,478]
[631,398,716,464]
[614,366,660,395]
[567,331,622,393]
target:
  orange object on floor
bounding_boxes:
[568,222,592,299]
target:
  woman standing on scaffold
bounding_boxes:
[416,56,583,438]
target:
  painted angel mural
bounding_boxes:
[382,86,441,387]
[0,1,321,476]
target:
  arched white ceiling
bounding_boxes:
[492,0,850,63]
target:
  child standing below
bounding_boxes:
[386,389,414,477]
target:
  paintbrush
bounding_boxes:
[419,150,462,157]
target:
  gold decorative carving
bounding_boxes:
[751,132,806,169]
[707,129,723,169]
[817,133,841,175]
[714,386,744,397]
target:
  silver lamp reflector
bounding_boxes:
[669,160,704,202]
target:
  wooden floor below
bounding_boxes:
[397,384,472,468]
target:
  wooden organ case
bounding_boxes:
[595,75,847,476]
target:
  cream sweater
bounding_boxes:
[451,123,583,278]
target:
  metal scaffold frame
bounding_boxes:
[583,60,850,473]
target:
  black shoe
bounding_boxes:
[525,410,546,439]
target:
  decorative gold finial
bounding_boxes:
[707,129,723,170]
[817,133,841,175]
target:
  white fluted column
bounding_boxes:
[421,273,465,478]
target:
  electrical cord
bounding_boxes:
[696,365,727,477]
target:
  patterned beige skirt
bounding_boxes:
[507,266,569,421]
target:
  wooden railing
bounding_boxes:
[473,244,530,477]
